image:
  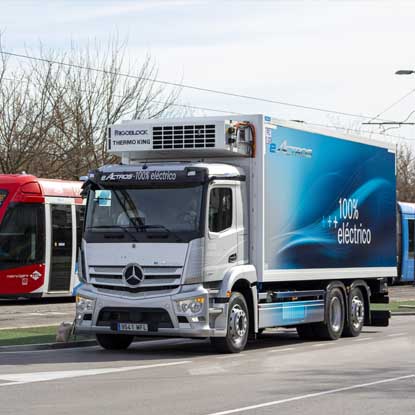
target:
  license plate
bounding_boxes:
[118,323,148,332]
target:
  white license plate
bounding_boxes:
[118,323,148,332]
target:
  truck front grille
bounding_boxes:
[93,284,180,294]
[88,265,182,295]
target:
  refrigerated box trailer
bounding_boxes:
[75,114,395,352]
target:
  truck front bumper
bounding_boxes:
[74,284,227,338]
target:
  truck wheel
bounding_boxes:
[296,324,316,340]
[342,287,365,337]
[314,287,345,340]
[211,292,249,353]
[96,333,134,350]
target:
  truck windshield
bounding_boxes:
[85,186,204,242]
[0,203,45,270]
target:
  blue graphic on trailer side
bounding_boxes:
[264,125,396,270]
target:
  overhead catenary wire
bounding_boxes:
[0,50,397,122]
[365,87,415,123]
[0,75,239,115]
[1,54,414,142]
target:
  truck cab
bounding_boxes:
[76,161,254,351]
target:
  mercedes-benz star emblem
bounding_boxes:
[122,263,144,287]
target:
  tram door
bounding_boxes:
[402,217,415,282]
[49,204,73,291]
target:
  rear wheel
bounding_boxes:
[211,292,249,353]
[342,287,365,337]
[96,333,134,350]
[313,287,345,340]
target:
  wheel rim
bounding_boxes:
[351,295,364,329]
[229,304,248,347]
[330,296,342,332]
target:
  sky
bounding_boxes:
[1,0,415,144]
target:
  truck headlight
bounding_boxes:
[176,296,205,315]
[76,295,95,314]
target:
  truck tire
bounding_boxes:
[313,287,345,340]
[296,324,316,340]
[96,333,134,350]
[342,287,365,337]
[211,292,249,353]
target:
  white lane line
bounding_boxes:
[387,332,408,337]
[353,337,373,342]
[0,360,191,387]
[269,347,296,353]
[216,354,246,359]
[311,343,327,347]
[204,374,415,415]
[189,365,227,376]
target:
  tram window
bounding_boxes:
[0,203,45,269]
[408,219,415,259]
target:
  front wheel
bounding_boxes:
[211,292,249,353]
[96,333,134,350]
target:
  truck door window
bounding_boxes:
[209,188,232,232]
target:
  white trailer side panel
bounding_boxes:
[258,116,397,282]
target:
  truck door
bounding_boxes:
[204,185,238,282]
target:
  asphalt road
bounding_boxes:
[0,316,414,415]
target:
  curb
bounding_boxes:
[391,311,415,316]
[0,335,163,353]
[0,339,97,353]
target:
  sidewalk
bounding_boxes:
[0,299,75,329]
[389,285,415,302]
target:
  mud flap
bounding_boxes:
[368,310,390,327]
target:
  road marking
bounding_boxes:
[269,347,296,353]
[311,343,327,347]
[189,365,227,375]
[387,332,408,337]
[204,374,415,415]
[216,354,246,359]
[0,360,191,387]
[353,337,373,342]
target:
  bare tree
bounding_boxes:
[0,37,182,179]
[396,144,415,202]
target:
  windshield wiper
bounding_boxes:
[86,225,138,242]
[138,225,184,242]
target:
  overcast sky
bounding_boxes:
[1,0,415,143]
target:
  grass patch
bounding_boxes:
[0,326,58,346]
[0,326,92,347]
[371,300,415,312]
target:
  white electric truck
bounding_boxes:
[75,114,395,353]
